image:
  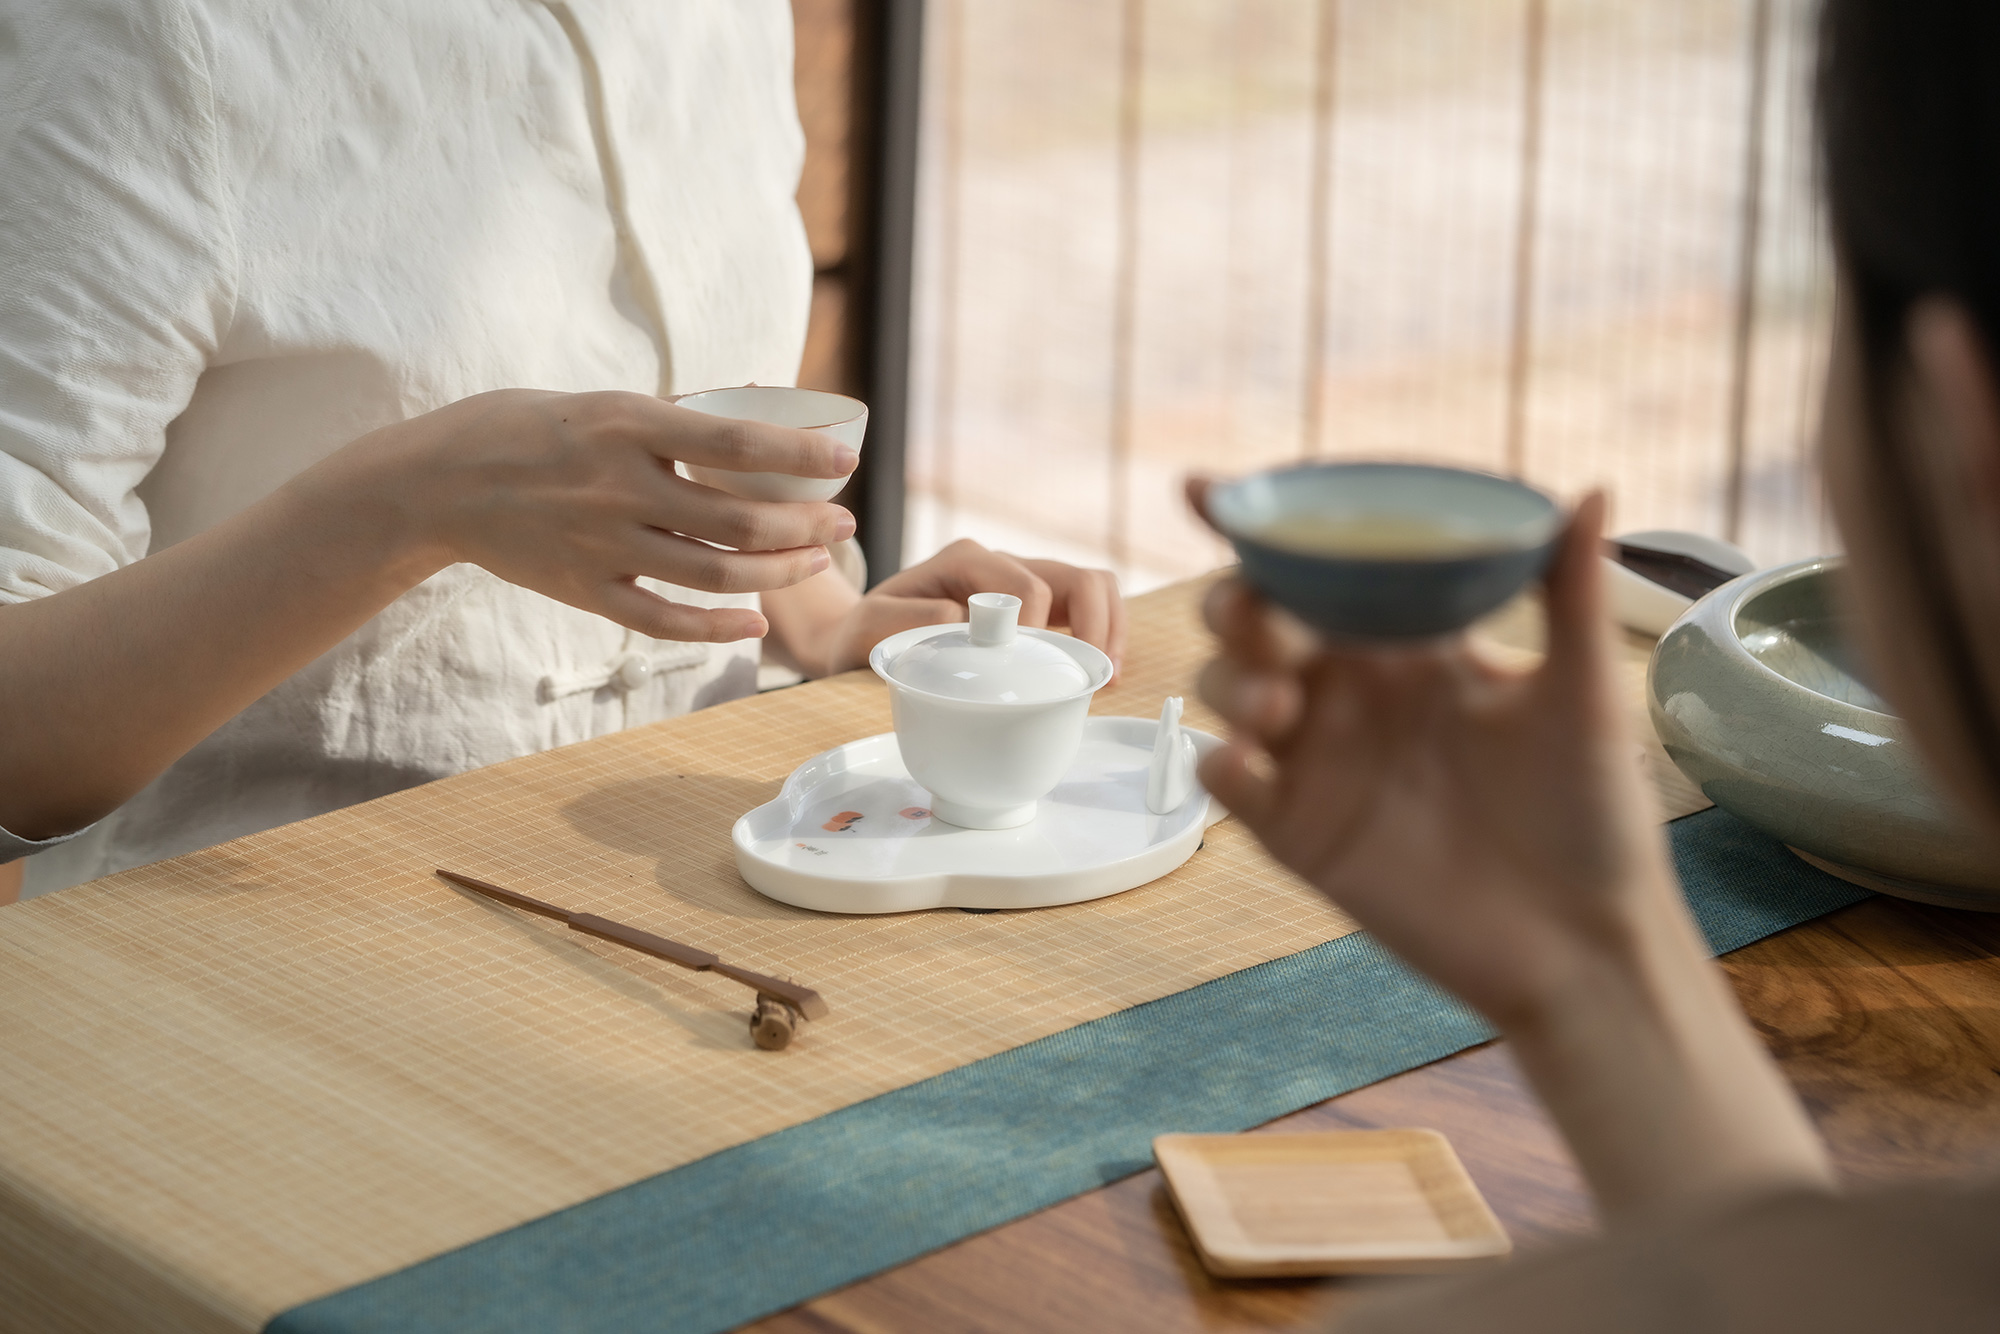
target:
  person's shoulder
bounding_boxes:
[0,0,212,52]
[0,0,218,118]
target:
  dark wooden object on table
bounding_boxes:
[751,996,806,1052]
[743,894,2000,1331]
[1607,539,1743,600]
[434,870,829,1049]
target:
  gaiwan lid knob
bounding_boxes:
[967,591,1018,646]
[886,593,1091,704]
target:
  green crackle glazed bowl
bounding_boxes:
[1649,556,2000,911]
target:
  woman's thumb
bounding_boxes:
[1541,490,1612,683]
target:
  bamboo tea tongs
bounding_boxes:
[434,870,828,1050]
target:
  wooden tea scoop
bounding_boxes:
[434,870,829,1050]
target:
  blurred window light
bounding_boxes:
[904,0,1832,591]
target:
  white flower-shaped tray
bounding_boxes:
[734,716,1226,914]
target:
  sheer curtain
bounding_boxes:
[904,0,1831,592]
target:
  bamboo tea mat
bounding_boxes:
[268,808,1866,1334]
[0,577,1719,1334]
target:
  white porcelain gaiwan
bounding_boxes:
[870,593,1114,830]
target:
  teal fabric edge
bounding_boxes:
[268,807,1870,1334]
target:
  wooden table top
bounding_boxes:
[10,576,1996,1334]
[740,897,2000,1332]
[744,606,2000,1332]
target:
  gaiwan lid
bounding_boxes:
[886,593,1091,704]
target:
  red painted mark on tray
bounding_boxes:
[821,810,865,833]
[900,806,931,820]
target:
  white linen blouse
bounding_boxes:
[0,0,814,895]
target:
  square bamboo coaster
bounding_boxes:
[1154,1129,1512,1277]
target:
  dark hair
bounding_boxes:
[1819,0,2000,799]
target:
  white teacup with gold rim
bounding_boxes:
[869,593,1114,829]
[674,385,867,502]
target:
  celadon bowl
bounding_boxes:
[1649,556,2000,910]
[1207,463,1563,640]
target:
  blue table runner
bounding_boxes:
[270,808,1870,1334]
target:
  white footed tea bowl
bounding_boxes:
[870,593,1114,830]
[675,385,867,503]
[1650,556,2000,910]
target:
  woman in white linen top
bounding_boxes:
[0,0,1124,898]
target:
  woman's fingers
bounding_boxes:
[965,549,1055,628]
[1539,490,1615,702]
[625,527,831,595]
[1202,577,1318,671]
[1016,558,1123,668]
[584,392,860,480]
[1197,655,1304,745]
[1196,740,1278,832]
[882,539,1056,626]
[1106,579,1129,672]
[549,393,860,551]
[593,580,771,642]
[1185,475,1222,534]
[1037,561,1110,647]
[647,479,855,553]
[405,389,861,641]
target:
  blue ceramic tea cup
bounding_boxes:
[1206,462,1563,640]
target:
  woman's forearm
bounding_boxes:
[0,449,447,841]
[1505,876,1836,1219]
[0,390,858,845]
[760,566,862,678]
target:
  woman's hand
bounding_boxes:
[1192,486,1832,1216]
[319,388,858,643]
[1195,492,1671,1030]
[0,388,857,843]
[764,538,1125,679]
